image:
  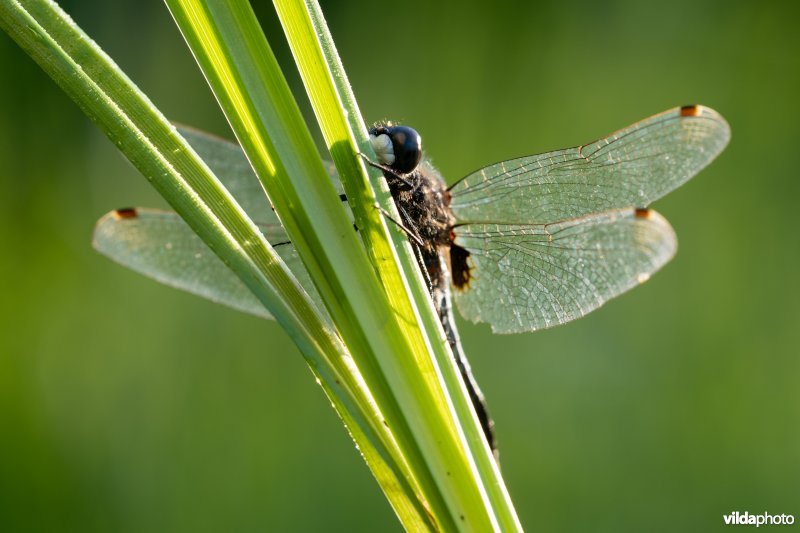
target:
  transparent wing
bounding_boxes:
[449,105,730,224]
[452,208,677,334]
[93,126,344,318]
[92,208,321,320]
[176,125,277,224]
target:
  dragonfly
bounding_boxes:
[93,105,730,454]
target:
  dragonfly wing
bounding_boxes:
[176,125,279,224]
[94,127,345,319]
[449,105,729,224]
[93,208,321,320]
[452,208,677,334]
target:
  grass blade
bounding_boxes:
[272,0,522,529]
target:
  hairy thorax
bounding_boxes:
[386,162,456,252]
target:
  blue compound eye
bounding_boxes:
[385,125,422,174]
[369,124,422,174]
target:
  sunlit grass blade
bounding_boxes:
[162,0,523,529]
[272,1,522,530]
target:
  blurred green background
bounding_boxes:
[1,0,798,531]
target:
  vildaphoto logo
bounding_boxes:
[723,511,795,527]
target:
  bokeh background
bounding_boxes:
[1,0,798,531]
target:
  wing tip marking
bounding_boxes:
[680,104,702,117]
[113,207,139,220]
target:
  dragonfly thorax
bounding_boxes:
[389,163,456,251]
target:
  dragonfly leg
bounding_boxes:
[358,152,415,189]
[372,202,425,248]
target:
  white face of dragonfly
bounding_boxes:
[369,132,395,167]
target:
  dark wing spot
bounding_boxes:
[450,244,472,290]
[634,208,651,219]
[113,208,139,219]
[680,105,701,117]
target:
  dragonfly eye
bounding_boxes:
[369,124,422,174]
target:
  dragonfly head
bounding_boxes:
[369,124,422,174]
